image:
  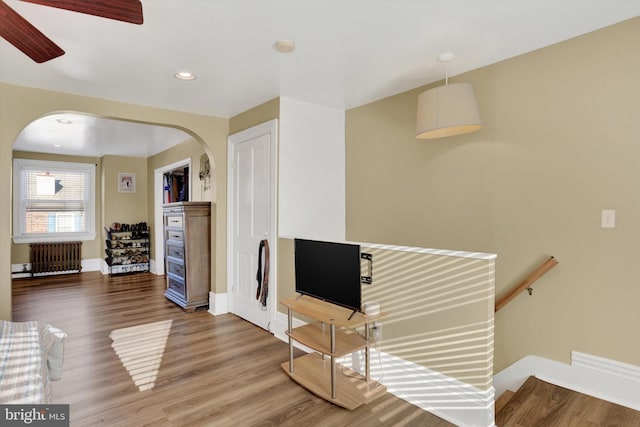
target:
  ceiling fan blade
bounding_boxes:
[19,0,143,24]
[0,1,64,63]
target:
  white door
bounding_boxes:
[228,120,277,331]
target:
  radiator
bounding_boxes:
[30,241,82,276]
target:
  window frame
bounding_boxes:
[13,158,96,244]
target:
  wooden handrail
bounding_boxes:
[495,256,558,312]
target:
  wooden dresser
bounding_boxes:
[163,202,211,311]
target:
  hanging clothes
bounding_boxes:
[256,239,270,307]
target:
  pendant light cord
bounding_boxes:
[445,63,449,86]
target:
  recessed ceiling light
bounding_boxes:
[52,144,62,148]
[56,118,72,124]
[273,40,295,54]
[437,52,456,63]
[175,71,196,81]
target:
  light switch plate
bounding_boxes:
[601,209,615,228]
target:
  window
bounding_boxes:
[13,159,96,243]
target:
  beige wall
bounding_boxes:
[229,98,280,136]
[102,155,148,234]
[361,246,495,390]
[10,151,103,264]
[277,238,298,314]
[0,83,228,320]
[346,17,640,372]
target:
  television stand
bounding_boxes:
[280,295,386,410]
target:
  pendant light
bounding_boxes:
[416,53,483,139]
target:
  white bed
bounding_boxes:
[0,320,66,404]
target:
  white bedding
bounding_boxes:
[0,320,66,404]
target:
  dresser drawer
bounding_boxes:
[166,229,184,241]
[167,275,185,296]
[167,259,185,278]
[166,244,184,260]
[166,215,183,228]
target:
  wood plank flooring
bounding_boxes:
[495,390,515,415]
[496,376,640,427]
[11,272,453,427]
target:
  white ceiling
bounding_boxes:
[11,112,193,158]
[2,0,639,157]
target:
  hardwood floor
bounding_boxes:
[496,376,640,427]
[12,272,452,426]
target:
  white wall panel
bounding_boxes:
[279,97,345,241]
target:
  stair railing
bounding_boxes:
[495,256,558,312]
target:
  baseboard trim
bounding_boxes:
[150,259,158,275]
[12,259,102,278]
[572,351,640,382]
[494,352,640,411]
[208,292,228,316]
[273,312,494,426]
[83,258,101,273]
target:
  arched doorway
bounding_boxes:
[11,110,215,282]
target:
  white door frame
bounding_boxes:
[227,119,278,331]
[153,158,191,275]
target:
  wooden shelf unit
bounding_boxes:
[287,322,370,357]
[280,295,386,410]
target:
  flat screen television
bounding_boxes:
[294,238,362,313]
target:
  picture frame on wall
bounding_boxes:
[118,173,136,193]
